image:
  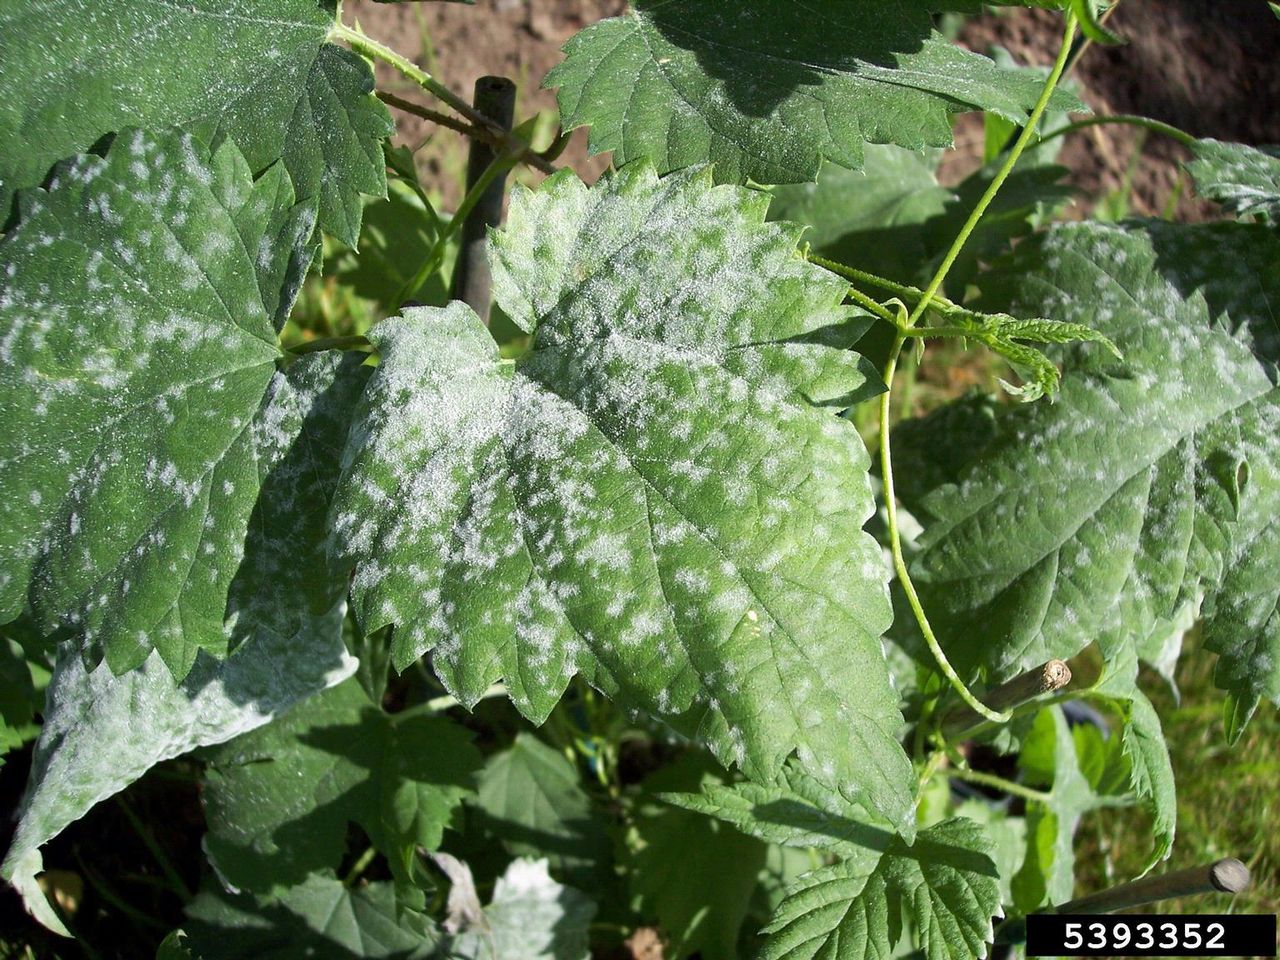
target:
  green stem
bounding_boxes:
[843,284,899,325]
[117,797,192,900]
[424,683,507,713]
[1037,113,1197,150]
[286,334,370,356]
[917,749,947,791]
[344,845,379,886]
[332,22,481,126]
[943,767,1052,804]
[871,18,1079,729]
[900,325,979,340]
[905,11,1079,330]
[397,151,520,305]
[810,255,958,312]
[880,336,1010,724]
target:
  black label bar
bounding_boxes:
[1026,913,1277,957]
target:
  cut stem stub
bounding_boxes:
[940,659,1072,739]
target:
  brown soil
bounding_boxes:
[349,0,1280,216]
[346,0,625,203]
[957,1,1280,218]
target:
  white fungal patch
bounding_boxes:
[333,167,904,809]
[0,126,317,671]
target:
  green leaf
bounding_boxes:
[546,1,1079,185]
[760,818,1002,960]
[1186,139,1280,223]
[769,147,955,286]
[909,221,1280,729]
[1011,708,1113,911]
[0,128,350,677]
[178,874,440,960]
[1068,0,1123,44]
[1090,640,1177,865]
[771,145,1070,290]
[947,801,1027,907]
[1,602,355,934]
[472,733,612,882]
[203,676,481,892]
[331,176,449,312]
[630,758,767,960]
[2,341,368,932]
[0,2,392,244]
[437,856,596,960]
[332,165,913,827]
[661,760,900,857]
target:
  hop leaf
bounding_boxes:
[0,129,366,677]
[911,219,1280,734]
[331,164,914,828]
[760,818,1003,960]
[0,1,392,244]
[547,0,1080,185]
[1187,139,1280,223]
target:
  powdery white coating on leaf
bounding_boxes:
[912,220,1280,713]
[545,0,1079,185]
[0,1,392,244]
[332,165,914,828]
[443,857,596,960]
[0,129,325,677]
[1187,139,1280,222]
[0,603,356,934]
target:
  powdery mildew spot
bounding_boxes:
[332,165,914,823]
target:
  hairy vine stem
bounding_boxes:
[809,255,960,313]
[905,11,1079,331]
[878,12,1079,729]
[1036,113,1197,149]
[880,334,1009,723]
[941,766,1052,804]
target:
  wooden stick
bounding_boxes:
[451,76,516,325]
[1052,858,1250,915]
[940,659,1072,738]
[995,859,1251,945]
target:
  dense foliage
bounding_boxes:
[1,1,1277,957]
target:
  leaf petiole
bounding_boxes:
[873,13,1081,730]
[808,254,960,314]
[332,21,551,175]
[941,766,1053,804]
[1036,113,1197,149]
